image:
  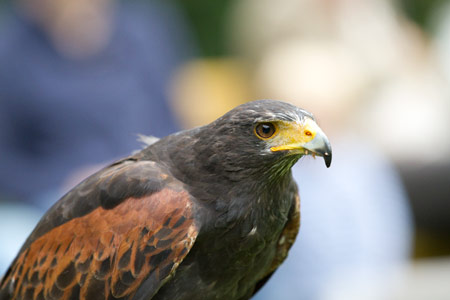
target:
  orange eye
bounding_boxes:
[255,123,276,139]
[305,130,312,136]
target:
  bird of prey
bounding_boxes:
[0,100,331,300]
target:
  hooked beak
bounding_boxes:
[270,118,332,168]
[302,127,332,168]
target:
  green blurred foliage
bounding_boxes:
[171,0,234,57]
[397,0,447,32]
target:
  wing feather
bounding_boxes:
[0,160,199,300]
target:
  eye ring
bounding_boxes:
[255,122,277,139]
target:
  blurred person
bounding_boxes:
[0,0,194,274]
[0,0,193,204]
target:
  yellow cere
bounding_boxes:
[269,118,317,152]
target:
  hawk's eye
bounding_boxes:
[255,122,276,139]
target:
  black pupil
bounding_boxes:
[261,124,271,134]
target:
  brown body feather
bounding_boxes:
[0,164,198,300]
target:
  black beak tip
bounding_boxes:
[324,152,332,168]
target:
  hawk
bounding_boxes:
[0,100,331,300]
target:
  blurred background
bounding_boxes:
[1,0,449,299]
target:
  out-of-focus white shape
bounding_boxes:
[334,0,421,78]
[322,257,450,300]
[361,71,450,163]
[229,0,419,79]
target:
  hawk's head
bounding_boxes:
[195,100,332,181]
